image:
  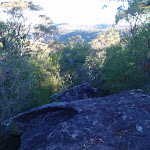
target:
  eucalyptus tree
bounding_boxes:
[115,0,150,34]
[99,0,150,95]
[0,0,57,126]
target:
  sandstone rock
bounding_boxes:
[11,89,150,150]
[50,83,97,102]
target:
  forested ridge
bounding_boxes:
[0,0,150,149]
[56,23,129,43]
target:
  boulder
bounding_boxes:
[10,89,150,150]
[50,83,97,102]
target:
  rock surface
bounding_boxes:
[50,83,97,102]
[12,89,150,150]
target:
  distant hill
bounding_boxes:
[58,30,100,43]
[56,23,96,31]
[56,23,130,43]
[93,24,112,29]
[56,23,107,43]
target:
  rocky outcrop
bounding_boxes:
[11,89,150,150]
[50,83,97,102]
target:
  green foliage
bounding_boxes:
[0,1,60,148]
[28,42,67,106]
[83,52,103,94]
[30,85,52,106]
[101,25,150,95]
[59,39,91,87]
[89,27,120,50]
[0,19,35,124]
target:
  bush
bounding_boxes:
[101,25,150,95]
[59,41,91,87]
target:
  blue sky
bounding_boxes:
[31,0,128,25]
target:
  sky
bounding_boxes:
[31,0,128,25]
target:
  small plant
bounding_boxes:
[0,121,22,150]
[122,146,126,149]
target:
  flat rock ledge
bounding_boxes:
[11,89,150,150]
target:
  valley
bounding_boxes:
[56,23,130,43]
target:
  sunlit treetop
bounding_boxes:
[0,0,42,12]
[115,0,150,25]
[103,0,150,7]
[0,0,43,23]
